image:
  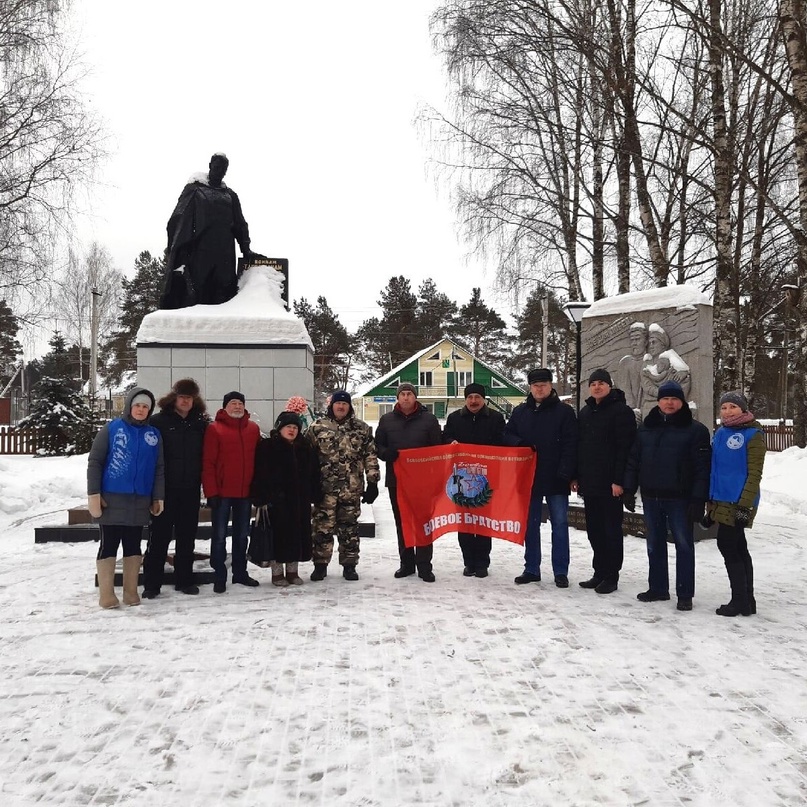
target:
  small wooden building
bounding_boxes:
[355,338,525,421]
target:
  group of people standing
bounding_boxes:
[88,369,766,619]
[496,367,765,616]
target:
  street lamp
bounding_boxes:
[563,301,591,411]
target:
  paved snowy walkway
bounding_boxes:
[1,457,806,805]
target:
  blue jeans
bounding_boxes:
[210,497,251,583]
[523,494,569,577]
[642,497,695,598]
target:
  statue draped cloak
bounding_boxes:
[160,176,251,309]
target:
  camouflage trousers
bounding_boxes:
[311,492,362,565]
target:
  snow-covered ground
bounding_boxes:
[1,448,806,806]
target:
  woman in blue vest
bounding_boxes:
[87,387,165,609]
[707,391,766,617]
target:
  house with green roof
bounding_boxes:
[354,337,526,421]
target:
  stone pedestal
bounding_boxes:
[136,343,313,430]
[136,266,313,430]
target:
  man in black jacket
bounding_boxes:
[504,368,578,587]
[572,369,637,594]
[375,383,442,582]
[443,383,506,578]
[142,379,209,597]
[623,380,711,611]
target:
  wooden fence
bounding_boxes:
[762,424,795,452]
[0,426,66,455]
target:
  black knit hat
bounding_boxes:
[464,383,486,398]
[528,368,552,384]
[173,378,200,397]
[588,369,612,386]
[719,391,749,412]
[223,391,245,407]
[275,411,302,430]
[331,390,352,405]
[658,380,686,403]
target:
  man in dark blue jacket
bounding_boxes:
[504,369,578,587]
[443,383,506,578]
[624,380,711,611]
[572,369,637,594]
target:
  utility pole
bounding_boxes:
[541,293,549,367]
[90,288,102,409]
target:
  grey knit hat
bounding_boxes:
[719,391,749,412]
[397,383,417,396]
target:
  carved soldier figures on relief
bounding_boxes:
[618,322,648,413]
[160,153,264,310]
[581,287,712,424]
[638,323,692,415]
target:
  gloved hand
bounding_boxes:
[361,482,379,504]
[206,496,221,510]
[385,448,399,462]
[622,493,636,513]
[88,494,104,519]
[734,506,751,528]
[150,500,164,517]
[688,499,706,524]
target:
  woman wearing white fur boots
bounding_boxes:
[87,387,165,608]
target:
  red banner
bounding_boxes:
[394,443,536,547]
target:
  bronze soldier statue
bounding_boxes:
[160,153,260,309]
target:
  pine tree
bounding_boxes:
[416,279,457,345]
[18,376,97,455]
[452,288,510,367]
[293,295,352,402]
[100,251,164,386]
[508,288,571,390]
[0,300,22,387]
[357,276,422,376]
[39,332,75,386]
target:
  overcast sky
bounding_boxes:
[67,0,507,341]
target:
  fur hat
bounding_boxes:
[397,383,417,397]
[223,391,245,407]
[275,411,302,430]
[464,383,486,398]
[719,391,749,412]
[588,369,612,386]
[657,380,686,403]
[528,368,552,384]
[173,378,200,397]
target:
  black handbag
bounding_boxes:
[248,507,273,567]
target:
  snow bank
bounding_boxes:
[136,266,312,347]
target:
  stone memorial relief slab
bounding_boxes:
[579,287,713,423]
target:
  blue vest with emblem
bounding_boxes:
[101,418,161,496]
[709,425,761,505]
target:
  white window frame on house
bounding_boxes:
[456,371,473,388]
[427,350,441,360]
[378,404,395,416]
[419,371,433,387]
[490,377,507,389]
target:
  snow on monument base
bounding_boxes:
[136,266,314,430]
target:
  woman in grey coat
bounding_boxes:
[87,387,165,608]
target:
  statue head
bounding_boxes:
[648,323,671,356]
[208,152,229,186]
[628,322,647,357]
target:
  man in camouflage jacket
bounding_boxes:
[307,390,380,581]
